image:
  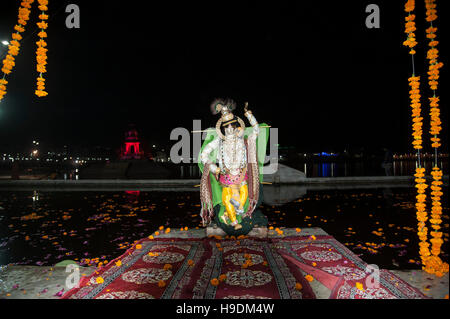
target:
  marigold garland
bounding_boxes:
[403,0,448,277]
[403,0,418,54]
[0,0,35,101]
[422,0,447,277]
[404,0,430,274]
[35,0,49,97]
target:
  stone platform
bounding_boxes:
[0,227,448,299]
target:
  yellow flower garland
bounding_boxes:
[403,0,417,54]
[35,0,49,97]
[0,0,35,101]
[422,0,447,277]
[404,0,448,277]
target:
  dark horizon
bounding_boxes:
[0,0,448,155]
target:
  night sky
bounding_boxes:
[0,0,448,154]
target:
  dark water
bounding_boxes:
[177,159,448,178]
[0,187,448,269]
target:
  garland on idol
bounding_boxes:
[0,0,50,102]
[403,0,448,277]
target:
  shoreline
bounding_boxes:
[0,175,448,190]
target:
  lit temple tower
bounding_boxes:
[120,125,145,160]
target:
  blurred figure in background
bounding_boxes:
[382,147,394,176]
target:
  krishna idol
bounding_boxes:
[198,98,269,235]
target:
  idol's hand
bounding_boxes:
[244,102,253,118]
[214,167,221,180]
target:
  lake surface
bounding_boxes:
[0,186,448,270]
[177,159,448,178]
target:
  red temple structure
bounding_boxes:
[119,126,147,160]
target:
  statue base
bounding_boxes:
[211,206,268,237]
[207,224,268,238]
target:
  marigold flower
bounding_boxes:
[14,25,25,32]
[210,278,219,286]
[35,89,48,97]
[163,264,172,270]
[219,274,227,282]
[37,22,48,29]
[295,283,303,291]
[158,280,166,287]
[96,277,104,284]
[305,275,314,282]
[187,259,194,266]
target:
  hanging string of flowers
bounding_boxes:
[422,0,447,277]
[35,0,49,97]
[403,0,448,277]
[403,0,432,272]
[0,0,35,102]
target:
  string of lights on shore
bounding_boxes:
[403,0,447,277]
[0,0,49,102]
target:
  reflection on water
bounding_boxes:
[0,187,448,269]
[306,160,448,177]
[263,185,307,206]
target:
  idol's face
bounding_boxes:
[225,124,235,136]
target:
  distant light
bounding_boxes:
[1,40,9,46]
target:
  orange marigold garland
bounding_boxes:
[35,0,49,97]
[403,0,432,274]
[403,0,417,55]
[403,0,448,277]
[0,0,35,101]
[422,0,447,277]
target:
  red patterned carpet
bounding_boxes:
[62,234,427,299]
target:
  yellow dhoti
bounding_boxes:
[221,183,248,225]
